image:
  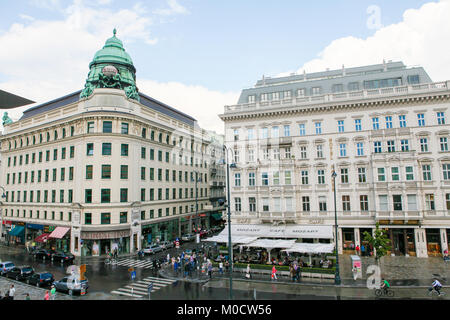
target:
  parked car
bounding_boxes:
[6,266,34,281]
[33,249,53,260]
[0,262,15,276]
[181,234,195,242]
[142,244,163,255]
[160,241,174,250]
[27,272,55,287]
[53,276,89,296]
[51,251,75,263]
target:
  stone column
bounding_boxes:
[414,228,428,258]
[403,229,409,256]
[130,208,141,253]
[440,228,448,255]
[71,210,81,256]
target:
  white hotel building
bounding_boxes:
[220,61,450,258]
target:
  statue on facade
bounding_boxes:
[98,71,122,89]
[125,85,140,102]
[2,112,12,125]
[80,82,95,99]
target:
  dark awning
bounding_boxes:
[211,213,223,221]
[34,233,50,243]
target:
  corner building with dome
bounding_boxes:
[0,31,226,256]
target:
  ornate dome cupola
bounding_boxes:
[80,29,140,102]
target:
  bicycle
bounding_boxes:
[375,288,394,297]
[428,287,446,297]
[104,258,118,265]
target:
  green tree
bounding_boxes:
[362,222,391,266]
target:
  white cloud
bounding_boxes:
[19,14,35,21]
[138,80,238,133]
[153,0,189,16]
[277,0,450,82]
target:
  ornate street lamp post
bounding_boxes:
[331,170,341,285]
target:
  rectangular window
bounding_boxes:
[338,120,344,133]
[53,149,57,161]
[234,173,241,187]
[418,113,425,126]
[391,167,400,181]
[319,196,327,211]
[60,168,65,181]
[315,122,322,134]
[121,144,128,156]
[401,139,409,151]
[438,112,446,125]
[285,171,292,185]
[86,165,93,179]
[393,195,402,211]
[406,166,414,180]
[425,194,435,210]
[387,140,395,152]
[141,167,146,180]
[385,116,393,129]
[299,124,306,136]
[85,189,92,203]
[339,143,347,157]
[86,143,94,156]
[399,115,407,128]
[69,167,73,180]
[234,198,241,212]
[249,197,256,212]
[120,212,127,224]
[101,165,111,179]
[70,146,74,158]
[150,149,154,160]
[87,121,94,133]
[317,169,325,184]
[120,165,128,179]
[301,170,309,185]
[422,164,432,181]
[372,117,379,130]
[101,212,111,224]
[248,172,255,186]
[357,142,364,156]
[284,125,290,137]
[101,189,111,203]
[443,164,450,180]
[247,128,254,140]
[149,168,154,180]
[440,137,448,152]
[374,141,382,153]
[271,126,279,138]
[316,145,323,158]
[378,168,386,182]
[355,119,362,131]
[262,172,269,186]
[342,195,351,211]
[61,148,66,159]
[407,194,418,211]
[446,194,450,210]
[120,188,128,202]
[420,138,428,152]
[340,168,349,183]
[360,195,369,211]
[273,171,280,185]
[121,122,129,134]
[358,168,367,183]
[102,143,112,155]
[379,195,388,211]
[261,127,268,139]
[85,213,92,225]
[302,196,310,212]
[300,146,307,159]
[103,121,112,133]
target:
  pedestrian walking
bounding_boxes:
[9,285,15,300]
[361,244,365,257]
[245,264,251,279]
[219,261,224,275]
[167,253,170,263]
[25,293,31,300]
[355,245,360,256]
[207,261,213,279]
[50,285,56,300]
[352,267,358,281]
[44,290,50,300]
[225,260,230,273]
[271,265,277,281]
[289,265,295,282]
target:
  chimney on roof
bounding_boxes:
[383,59,387,72]
[262,74,265,85]
[342,64,346,76]
[303,70,306,80]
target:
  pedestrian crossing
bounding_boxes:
[111,276,177,298]
[113,258,160,269]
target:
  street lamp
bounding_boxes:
[0,187,6,245]
[191,171,201,234]
[331,170,341,285]
[220,145,234,300]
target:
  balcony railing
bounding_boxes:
[224,81,450,113]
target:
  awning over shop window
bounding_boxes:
[48,227,70,239]
[81,230,130,240]
[27,224,44,230]
[243,239,297,249]
[9,226,25,236]
[281,243,335,254]
[203,235,258,244]
[34,233,50,243]
[211,213,223,221]
[221,224,333,239]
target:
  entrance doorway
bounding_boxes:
[392,230,406,255]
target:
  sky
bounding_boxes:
[1,0,449,133]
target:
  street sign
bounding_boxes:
[176,241,180,249]
[131,270,136,280]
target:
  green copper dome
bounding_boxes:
[80,29,140,102]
